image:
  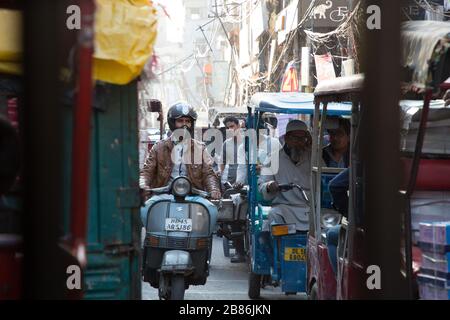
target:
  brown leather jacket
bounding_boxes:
[140,137,220,194]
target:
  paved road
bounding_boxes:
[142,235,307,300]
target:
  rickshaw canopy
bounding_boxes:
[208,106,248,126]
[250,92,352,116]
[314,74,364,100]
[401,21,450,89]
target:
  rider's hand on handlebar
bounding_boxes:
[210,190,221,200]
[266,181,279,193]
[233,182,244,190]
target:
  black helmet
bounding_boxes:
[167,102,198,132]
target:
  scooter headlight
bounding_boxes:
[172,177,191,197]
[321,213,341,228]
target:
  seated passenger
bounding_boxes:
[323,117,350,275]
[322,117,350,168]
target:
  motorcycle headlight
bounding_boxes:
[172,177,191,197]
[321,213,341,228]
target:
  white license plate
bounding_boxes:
[165,218,192,232]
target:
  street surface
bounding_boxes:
[142,235,307,300]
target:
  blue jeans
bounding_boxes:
[326,225,341,275]
[329,168,349,217]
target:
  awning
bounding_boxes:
[250,92,352,116]
[401,21,450,88]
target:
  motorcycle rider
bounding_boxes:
[140,101,221,224]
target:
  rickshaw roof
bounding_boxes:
[250,92,352,116]
[314,74,364,99]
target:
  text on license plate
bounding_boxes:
[165,218,192,232]
[284,247,306,261]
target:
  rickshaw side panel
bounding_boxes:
[279,233,307,293]
[307,235,336,299]
[340,260,366,300]
[401,158,450,190]
[339,230,367,300]
[317,242,337,299]
[251,230,272,274]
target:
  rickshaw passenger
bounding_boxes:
[258,120,312,231]
[322,117,350,168]
[322,118,350,275]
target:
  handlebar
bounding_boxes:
[278,183,309,203]
[142,186,211,198]
[223,184,249,199]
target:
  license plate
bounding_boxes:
[165,218,192,232]
[284,247,306,261]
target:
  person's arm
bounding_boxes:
[258,167,278,201]
[235,143,247,185]
[201,146,221,199]
[140,143,158,198]
[213,140,225,174]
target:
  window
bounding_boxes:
[190,7,202,20]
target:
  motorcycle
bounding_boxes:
[141,176,217,300]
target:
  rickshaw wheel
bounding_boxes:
[248,272,261,299]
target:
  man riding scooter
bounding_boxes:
[140,101,221,300]
[140,102,221,199]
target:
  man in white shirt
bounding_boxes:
[258,120,312,231]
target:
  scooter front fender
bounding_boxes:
[160,250,194,275]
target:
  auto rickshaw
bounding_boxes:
[307,74,363,300]
[308,20,450,300]
[245,92,352,299]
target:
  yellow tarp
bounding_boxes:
[0,1,158,84]
[94,0,158,85]
[0,9,22,75]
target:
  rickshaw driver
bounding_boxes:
[322,118,351,275]
[258,120,312,231]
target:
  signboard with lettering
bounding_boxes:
[401,0,447,20]
[401,0,426,20]
[301,0,358,28]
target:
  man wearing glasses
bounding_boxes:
[258,120,312,232]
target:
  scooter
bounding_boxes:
[141,176,217,300]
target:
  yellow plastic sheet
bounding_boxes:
[0,2,158,82]
[93,0,158,85]
[0,9,22,75]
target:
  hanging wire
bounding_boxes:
[414,0,450,18]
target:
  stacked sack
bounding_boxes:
[417,221,450,300]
